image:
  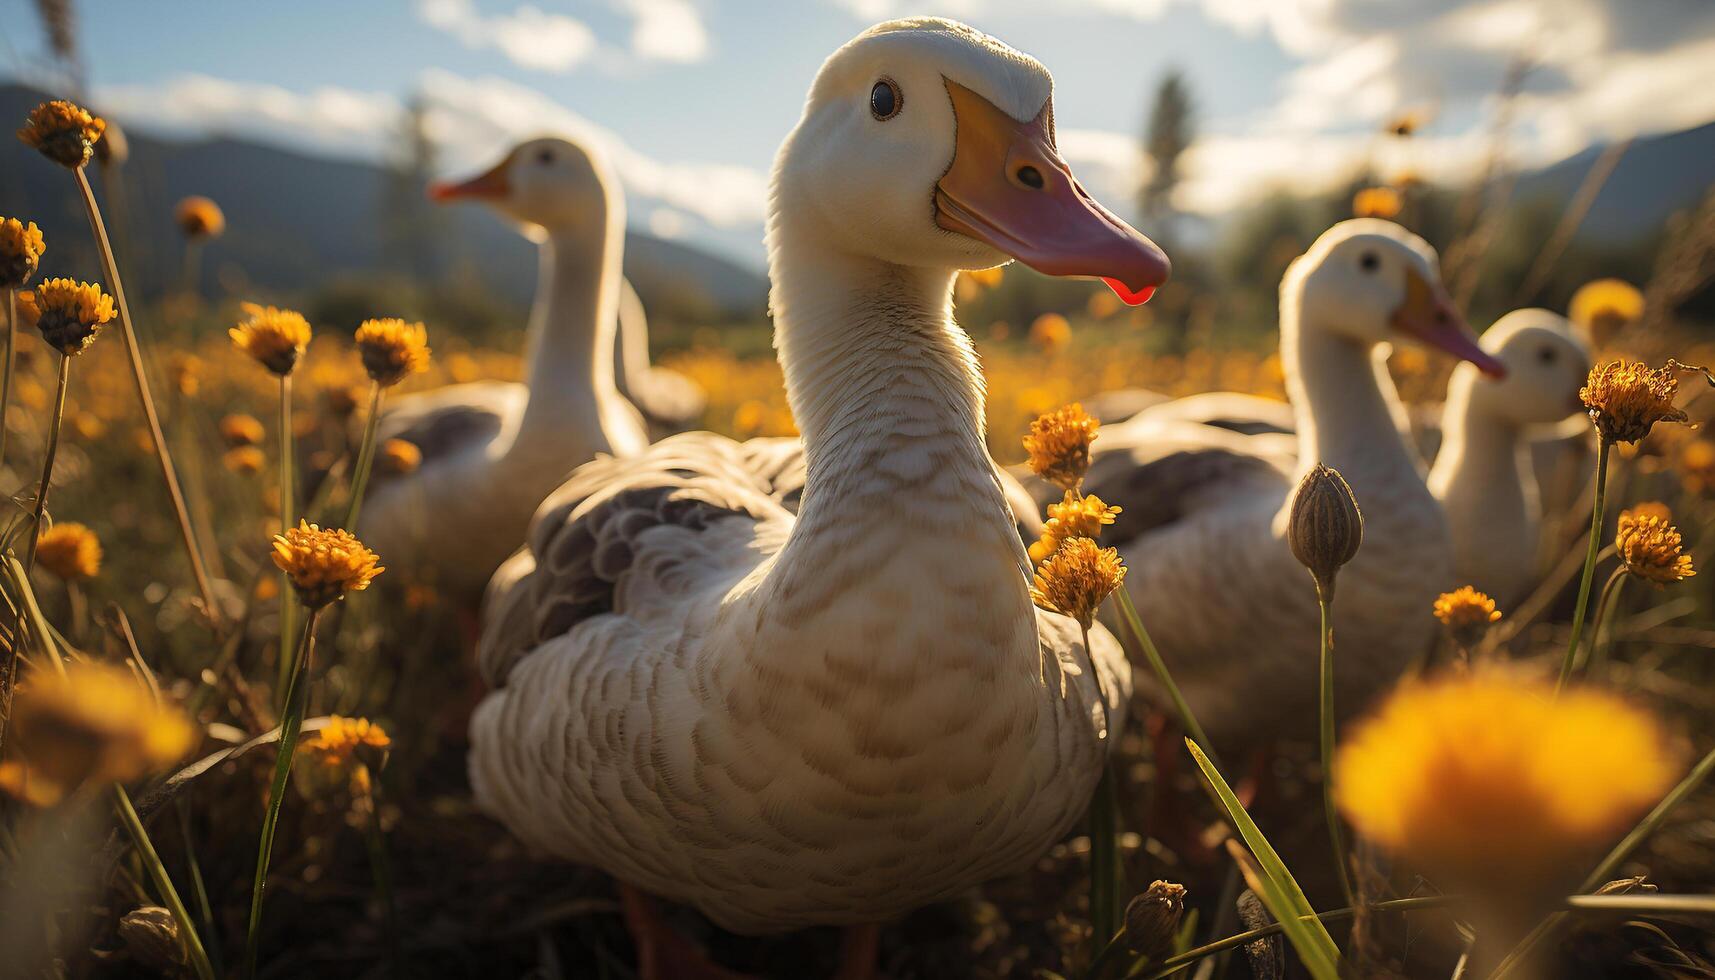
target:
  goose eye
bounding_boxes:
[870,79,902,121]
[1538,346,1557,365]
[536,148,555,165]
[1358,251,1380,273]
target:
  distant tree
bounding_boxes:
[1140,69,1195,244]
[380,93,445,282]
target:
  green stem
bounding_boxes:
[1111,586,1222,772]
[243,606,321,980]
[364,776,402,977]
[1557,438,1611,693]
[277,374,297,705]
[1577,568,1628,677]
[73,167,223,634]
[176,798,223,975]
[1316,589,1354,909]
[113,786,217,980]
[1,288,15,473]
[24,354,70,575]
[342,382,384,531]
[1139,896,1452,978]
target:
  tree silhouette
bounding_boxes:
[1140,69,1194,246]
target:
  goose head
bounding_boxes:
[428,136,618,239]
[769,18,1169,303]
[1290,218,1505,377]
[1459,308,1591,427]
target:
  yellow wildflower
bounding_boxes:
[1579,359,1703,445]
[223,445,265,476]
[1336,667,1679,891]
[0,217,45,288]
[1616,507,1695,587]
[378,438,422,475]
[271,521,383,608]
[0,660,196,807]
[303,715,391,768]
[173,196,225,240]
[1352,186,1402,219]
[1030,536,1127,631]
[168,353,202,397]
[1432,586,1500,647]
[1024,403,1100,492]
[354,318,431,387]
[1030,312,1071,353]
[1030,491,1122,563]
[31,277,114,355]
[219,413,265,447]
[35,522,101,581]
[1569,279,1643,345]
[17,99,105,168]
[230,302,311,376]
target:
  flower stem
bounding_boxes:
[0,288,16,473]
[363,775,402,977]
[1558,438,1611,693]
[243,606,321,980]
[1110,585,1222,772]
[113,785,217,980]
[342,382,384,531]
[72,167,222,633]
[1575,567,1628,678]
[276,374,297,706]
[1316,589,1354,909]
[1082,625,1122,949]
[23,354,70,575]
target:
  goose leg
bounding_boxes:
[617,884,755,980]
[833,923,880,980]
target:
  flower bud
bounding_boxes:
[1123,880,1186,961]
[119,906,186,972]
[1288,463,1362,599]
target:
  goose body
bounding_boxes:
[469,17,1166,953]
[1082,220,1501,747]
[614,277,709,434]
[360,137,648,596]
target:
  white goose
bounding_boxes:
[1428,308,1590,606]
[359,136,649,597]
[1082,219,1503,747]
[615,276,708,434]
[469,18,1166,979]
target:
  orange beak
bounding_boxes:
[428,154,512,203]
[1391,267,1505,378]
[934,80,1169,305]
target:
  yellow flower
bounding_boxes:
[1432,586,1500,647]
[17,99,105,168]
[1024,403,1100,492]
[1677,440,1715,496]
[354,318,431,387]
[1030,312,1071,354]
[173,196,225,240]
[378,438,422,475]
[965,265,1004,289]
[1030,536,1127,631]
[168,353,202,398]
[35,522,101,581]
[1579,359,1701,445]
[0,216,45,288]
[218,413,265,447]
[1624,500,1672,524]
[303,715,391,767]
[1569,279,1643,345]
[1336,668,1679,891]
[1352,186,1403,219]
[31,277,114,355]
[1030,490,1122,564]
[223,445,265,476]
[0,660,196,807]
[271,521,383,608]
[1616,507,1696,587]
[230,302,311,376]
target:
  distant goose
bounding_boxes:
[358,136,648,597]
[468,18,1165,979]
[614,276,707,434]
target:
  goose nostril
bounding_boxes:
[1016,165,1044,189]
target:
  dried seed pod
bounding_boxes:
[1288,463,1362,599]
[1123,880,1187,961]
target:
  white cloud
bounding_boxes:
[621,0,710,63]
[95,74,400,161]
[418,0,597,72]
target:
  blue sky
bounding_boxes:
[4,0,1714,264]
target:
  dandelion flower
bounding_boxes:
[378,438,422,475]
[1569,279,1643,344]
[223,445,265,476]
[1030,536,1126,631]
[1616,507,1695,587]
[1352,186,1402,219]
[1432,586,1500,647]
[1580,359,1703,445]
[354,318,431,387]
[271,521,383,608]
[1336,667,1679,891]
[35,521,101,580]
[1030,491,1122,563]
[0,660,196,807]
[1029,312,1071,353]
[173,196,225,240]
[17,99,105,168]
[219,413,265,447]
[30,277,114,355]
[230,302,311,376]
[0,217,45,288]
[1024,403,1100,492]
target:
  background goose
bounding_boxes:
[359,136,648,597]
[468,18,1166,979]
[1079,219,1502,748]
[615,276,708,434]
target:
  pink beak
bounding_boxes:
[934,80,1169,306]
[1392,267,1506,378]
